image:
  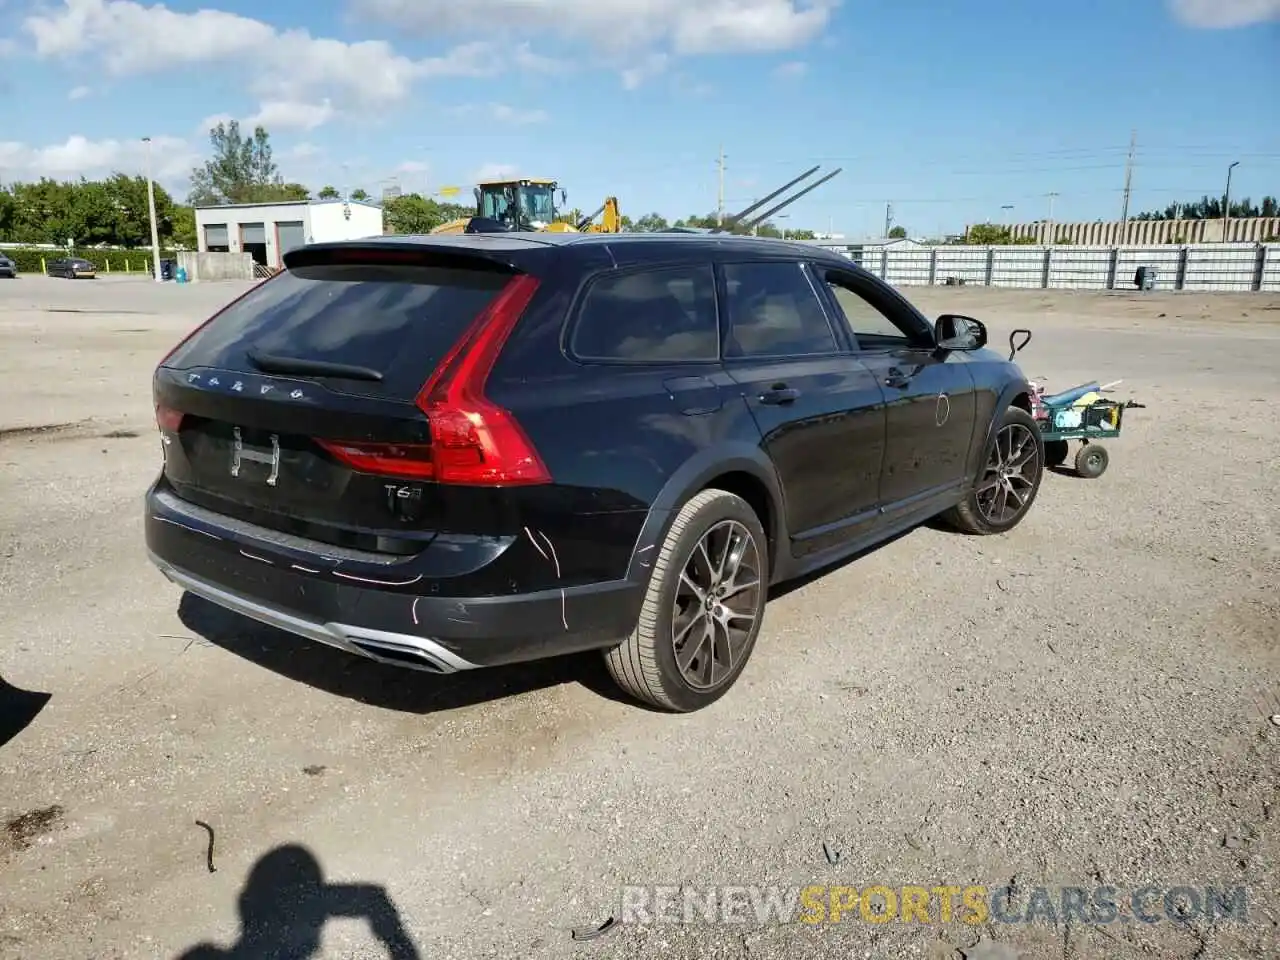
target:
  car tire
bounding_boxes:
[942,405,1044,536]
[605,488,769,712]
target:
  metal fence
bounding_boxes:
[842,243,1280,292]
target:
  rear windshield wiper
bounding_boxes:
[246,348,384,382]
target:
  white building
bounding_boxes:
[194,198,385,270]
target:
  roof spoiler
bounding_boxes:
[710,166,843,234]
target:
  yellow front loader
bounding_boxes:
[429,178,621,235]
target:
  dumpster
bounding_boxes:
[1134,265,1157,291]
[159,258,176,281]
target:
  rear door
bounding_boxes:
[153,246,536,553]
[718,259,887,558]
[815,266,977,507]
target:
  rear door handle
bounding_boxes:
[759,386,800,405]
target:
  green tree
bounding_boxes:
[188,120,302,205]
[790,229,816,240]
[382,193,457,233]
[965,223,1011,244]
[350,188,370,201]
[1132,193,1277,221]
[100,173,178,246]
[887,225,907,239]
[632,212,670,232]
[317,185,340,199]
[170,205,197,248]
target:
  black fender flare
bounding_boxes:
[623,443,786,587]
[968,378,1035,484]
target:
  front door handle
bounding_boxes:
[884,372,911,389]
[759,385,800,405]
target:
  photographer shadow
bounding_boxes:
[177,843,420,959]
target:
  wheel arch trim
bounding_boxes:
[624,443,787,588]
[968,379,1036,485]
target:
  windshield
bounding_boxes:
[518,185,556,224]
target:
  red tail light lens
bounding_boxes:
[156,404,185,432]
[416,273,550,485]
[314,440,435,479]
[319,273,550,486]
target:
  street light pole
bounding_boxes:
[142,137,163,281]
[1223,160,1239,243]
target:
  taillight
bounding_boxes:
[415,273,549,485]
[319,273,550,486]
[314,441,435,479]
[156,403,184,432]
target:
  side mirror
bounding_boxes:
[473,186,482,205]
[559,188,567,205]
[935,314,987,351]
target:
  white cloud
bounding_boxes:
[0,134,196,185]
[621,52,670,89]
[68,84,92,99]
[286,142,323,161]
[449,102,549,125]
[22,0,511,112]
[353,0,838,54]
[1169,0,1280,26]
[772,60,806,78]
[352,0,835,83]
[472,162,520,183]
[245,99,335,131]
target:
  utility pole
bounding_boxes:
[884,202,893,237]
[142,137,162,283]
[1119,128,1136,242]
[1046,191,1058,242]
[716,145,726,226]
[1223,160,1239,243]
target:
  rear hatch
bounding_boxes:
[153,243,548,555]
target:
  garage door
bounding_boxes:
[203,224,228,247]
[277,221,306,256]
[240,222,266,244]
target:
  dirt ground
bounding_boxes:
[1,274,1277,960]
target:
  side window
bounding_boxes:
[722,261,839,358]
[570,264,719,362]
[824,273,917,347]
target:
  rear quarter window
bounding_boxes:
[163,263,511,399]
[569,264,719,363]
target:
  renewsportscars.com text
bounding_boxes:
[618,884,1249,926]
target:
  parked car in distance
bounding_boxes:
[0,253,15,278]
[145,232,1043,712]
[47,256,97,279]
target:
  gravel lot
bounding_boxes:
[1,274,1277,960]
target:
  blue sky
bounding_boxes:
[1,0,1277,237]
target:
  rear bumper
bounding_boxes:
[144,483,645,672]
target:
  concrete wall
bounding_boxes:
[862,244,1279,292]
[178,251,255,282]
[308,201,385,243]
[994,217,1280,245]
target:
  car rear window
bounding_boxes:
[163,263,511,399]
